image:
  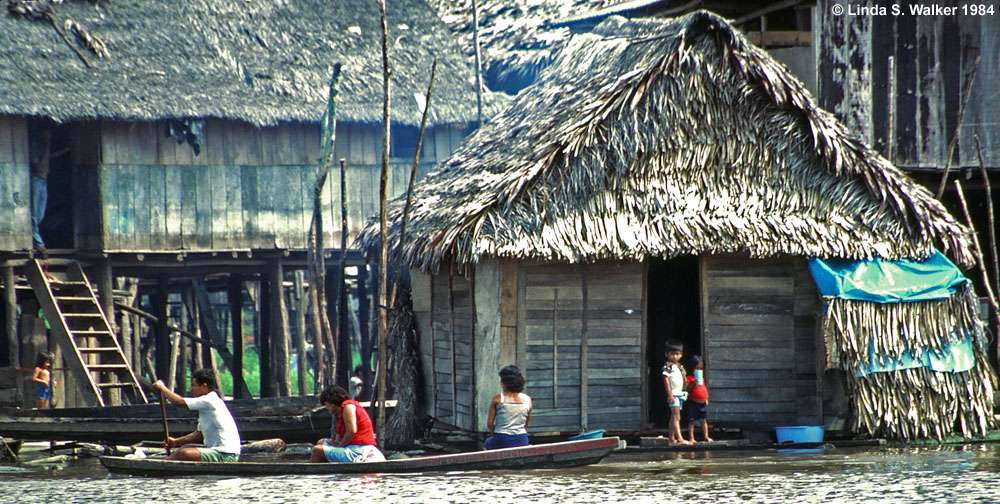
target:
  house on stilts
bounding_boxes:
[361,11,997,440]
[0,0,502,408]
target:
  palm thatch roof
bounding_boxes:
[1,0,504,126]
[360,11,976,273]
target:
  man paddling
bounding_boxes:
[153,369,242,462]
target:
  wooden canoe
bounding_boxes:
[99,437,623,476]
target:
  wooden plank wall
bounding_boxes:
[702,254,819,427]
[816,1,999,168]
[0,115,31,251]
[429,263,475,431]
[520,261,643,432]
[96,120,466,251]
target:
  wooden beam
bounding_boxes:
[3,266,17,368]
[269,258,291,397]
[259,273,272,397]
[154,277,170,381]
[228,273,247,399]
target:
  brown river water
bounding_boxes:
[3,443,1000,503]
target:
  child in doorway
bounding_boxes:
[31,352,55,409]
[685,355,713,443]
[662,340,690,445]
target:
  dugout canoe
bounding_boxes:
[99,437,623,476]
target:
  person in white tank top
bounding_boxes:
[484,365,532,450]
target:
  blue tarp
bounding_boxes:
[807,250,968,303]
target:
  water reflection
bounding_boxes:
[4,444,1000,503]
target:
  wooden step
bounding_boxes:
[96,382,140,389]
[55,296,94,302]
[49,281,88,287]
[63,313,103,318]
[72,329,111,335]
[78,347,121,353]
[87,364,130,371]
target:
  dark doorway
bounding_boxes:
[646,255,701,427]
[27,120,73,250]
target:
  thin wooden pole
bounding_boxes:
[974,136,1000,319]
[471,0,484,126]
[311,64,343,390]
[935,56,980,200]
[954,180,1000,332]
[293,271,309,395]
[389,58,436,309]
[377,0,391,443]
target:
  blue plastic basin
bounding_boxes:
[775,426,824,444]
[569,430,604,440]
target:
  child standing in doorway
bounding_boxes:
[31,352,55,409]
[685,355,713,443]
[662,340,690,445]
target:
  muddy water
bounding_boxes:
[4,444,1000,503]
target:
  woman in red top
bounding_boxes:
[309,385,386,463]
[685,355,714,443]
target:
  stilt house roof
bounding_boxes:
[360,11,975,272]
[1,0,502,126]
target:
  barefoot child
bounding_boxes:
[662,341,690,445]
[685,355,713,443]
[31,352,55,409]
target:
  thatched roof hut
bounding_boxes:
[1,0,502,126]
[363,11,974,272]
[361,11,994,441]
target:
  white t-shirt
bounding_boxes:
[185,391,241,455]
[662,363,685,397]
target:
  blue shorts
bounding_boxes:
[484,433,529,450]
[35,384,52,401]
[322,443,386,463]
[685,400,708,423]
[669,394,685,409]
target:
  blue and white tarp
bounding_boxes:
[808,250,975,376]
[807,250,968,303]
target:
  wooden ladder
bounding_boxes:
[25,259,147,407]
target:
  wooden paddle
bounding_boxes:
[159,390,171,456]
[136,375,170,456]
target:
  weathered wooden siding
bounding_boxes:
[0,115,31,251]
[702,255,820,427]
[430,263,475,430]
[95,119,467,251]
[519,261,643,432]
[816,1,1000,169]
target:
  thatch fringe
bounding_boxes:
[822,284,998,440]
[359,11,974,274]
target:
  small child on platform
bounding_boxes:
[685,355,713,443]
[31,352,55,409]
[662,340,690,445]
